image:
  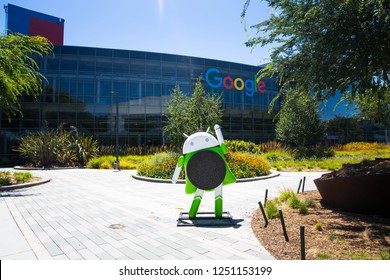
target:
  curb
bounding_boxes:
[14,166,80,170]
[132,170,280,184]
[0,178,52,191]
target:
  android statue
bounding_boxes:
[172,124,236,218]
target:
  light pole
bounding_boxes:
[111,91,120,170]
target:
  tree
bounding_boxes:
[275,89,325,147]
[163,85,189,146]
[0,33,53,120]
[241,0,389,103]
[187,79,223,132]
[163,79,223,147]
[355,89,390,142]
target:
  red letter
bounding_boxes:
[223,76,234,90]
[257,81,266,93]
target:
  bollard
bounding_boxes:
[300,225,305,260]
[264,189,268,207]
[258,201,269,227]
[297,179,302,193]
[278,209,289,242]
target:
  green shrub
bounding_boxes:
[336,142,388,151]
[263,151,293,161]
[317,252,332,260]
[100,161,111,169]
[303,198,316,208]
[137,152,181,179]
[15,126,99,168]
[14,172,33,183]
[379,249,390,260]
[349,252,372,260]
[279,188,296,202]
[87,156,116,169]
[298,203,308,214]
[15,130,70,167]
[87,155,150,169]
[136,151,271,180]
[0,177,10,186]
[293,145,335,159]
[225,152,271,178]
[119,161,137,170]
[313,222,323,231]
[258,140,288,153]
[264,200,279,219]
[225,140,262,154]
[70,135,99,166]
[287,194,301,209]
[0,171,33,185]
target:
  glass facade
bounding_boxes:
[0,46,280,161]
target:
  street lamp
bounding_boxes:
[111,91,120,170]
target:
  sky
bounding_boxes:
[0,0,276,66]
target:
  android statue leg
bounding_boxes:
[189,189,204,218]
[214,185,223,218]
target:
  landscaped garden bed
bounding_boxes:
[252,190,390,260]
[0,171,38,186]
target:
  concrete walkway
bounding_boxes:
[0,169,324,260]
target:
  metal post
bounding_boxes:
[258,201,268,227]
[302,176,306,192]
[278,209,289,241]
[115,93,119,169]
[111,91,120,170]
[264,189,268,207]
[297,179,302,193]
[300,225,306,260]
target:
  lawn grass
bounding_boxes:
[268,143,390,171]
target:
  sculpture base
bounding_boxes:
[177,211,234,227]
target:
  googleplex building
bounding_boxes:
[0,4,358,162]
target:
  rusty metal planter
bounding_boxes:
[314,173,390,218]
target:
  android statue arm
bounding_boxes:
[214,124,227,154]
[172,155,184,184]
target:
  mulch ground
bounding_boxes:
[251,190,390,260]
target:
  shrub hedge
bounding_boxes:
[137,152,181,179]
[225,140,262,154]
[225,152,271,178]
[86,155,148,170]
[136,151,271,179]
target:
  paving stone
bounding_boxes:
[96,252,115,260]
[138,250,163,260]
[66,237,86,250]
[59,244,83,259]
[117,247,147,260]
[84,232,107,245]
[42,242,63,257]
[78,249,99,260]
[0,169,323,260]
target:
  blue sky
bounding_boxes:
[0,0,275,66]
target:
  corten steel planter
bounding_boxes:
[314,173,390,218]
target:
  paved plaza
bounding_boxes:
[0,168,324,260]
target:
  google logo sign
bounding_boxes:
[205,68,266,97]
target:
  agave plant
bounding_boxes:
[70,134,99,166]
[14,126,99,168]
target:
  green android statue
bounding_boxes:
[172,124,236,218]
